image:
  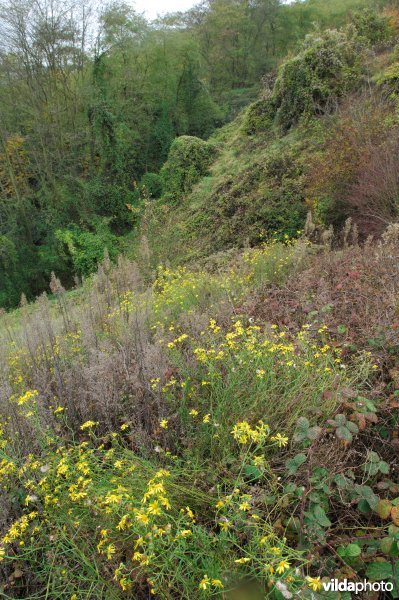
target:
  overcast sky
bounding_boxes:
[133,0,197,19]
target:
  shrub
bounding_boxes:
[140,172,163,199]
[346,131,399,237]
[244,97,276,135]
[349,8,391,45]
[55,221,120,277]
[246,29,362,134]
[160,136,217,201]
[305,92,393,230]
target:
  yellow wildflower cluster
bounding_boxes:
[231,420,270,445]
[15,389,39,406]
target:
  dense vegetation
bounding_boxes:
[0,0,392,308]
[2,0,399,598]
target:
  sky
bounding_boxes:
[133,0,197,19]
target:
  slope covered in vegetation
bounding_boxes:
[2,2,399,599]
[0,0,393,308]
[142,5,399,266]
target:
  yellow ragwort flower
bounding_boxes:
[306,576,322,591]
[276,559,291,574]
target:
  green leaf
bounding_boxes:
[381,537,394,555]
[379,461,390,475]
[284,482,297,494]
[243,465,262,481]
[358,499,372,514]
[293,417,310,442]
[366,560,393,581]
[334,414,347,426]
[285,453,307,476]
[346,421,359,434]
[354,485,379,510]
[336,426,353,442]
[368,451,380,463]
[307,426,322,440]
[334,473,350,488]
[313,504,332,528]
[342,543,362,558]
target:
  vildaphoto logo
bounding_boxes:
[323,579,393,593]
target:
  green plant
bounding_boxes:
[160,136,217,201]
[246,28,362,133]
[326,413,359,442]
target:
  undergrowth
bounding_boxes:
[1,230,399,598]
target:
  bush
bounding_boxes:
[55,221,120,277]
[246,29,361,133]
[160,136,217,201]
[349,8,391,45]
[244,97,276,135]
[346,132,399,237]
[140,172,163,199]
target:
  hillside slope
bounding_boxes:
[142,10,399,268]
[2,6,399,600]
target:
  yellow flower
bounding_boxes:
[212,579,224,588]
[219,520,231,531]
[148,500,162,515]
[264,564,275,575]
[135,511,150,525]
[0,547,5,561]
[271,433,289,447]
[159,419,168,430]
[276,559,291,574]
[185,506,195,520]
[80,420,98,430]
[179,529,192,538]
[203,414,211,423]
[270,546,281,555]
[16,390,39,406]
[306,576,322,591]
[235,557,250,564]
[120,423,129,430]
[116,515,129,531]
[239,502,251,511]
[106,543,116,560]
[199,574,211,590]
[189,409,199,416]
[53,406,64,414]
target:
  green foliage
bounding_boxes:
[293,417,322,443]
[160,136,217,201]
[326,413,359,442]
[0,0,395,308]
[55,222,120,277]
[245,97,276,135]
[246,29,362,133]
[140,173,163,199]
[0,235,17,270]
[349,8,391,45]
